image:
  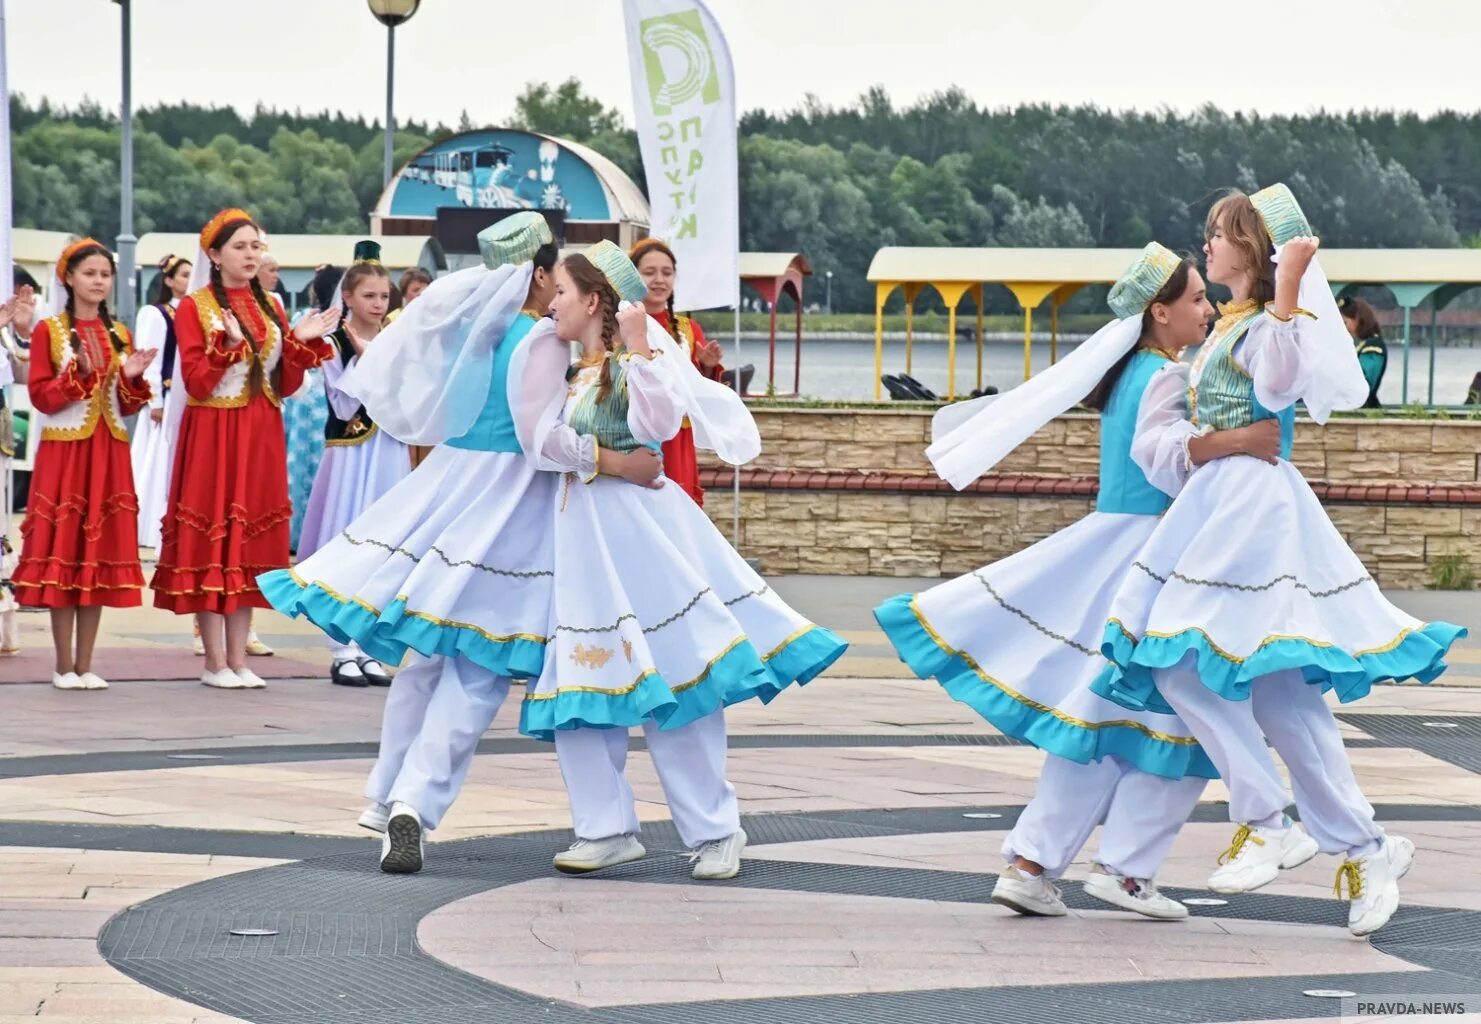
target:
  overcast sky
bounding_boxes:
[9,0,1481,126]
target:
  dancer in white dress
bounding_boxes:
[882,244,1284,920]
[516,242,846,881]
[260,214,665,873]
[295,243,409,688]
[1093,185,1465,936]
[130,254,191,549]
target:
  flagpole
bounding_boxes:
[732,303,740,549]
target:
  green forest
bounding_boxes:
[12,81,1481,312]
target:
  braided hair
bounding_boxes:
[561,253,623,404]
[206,218,288,354]
[59,241,127,366]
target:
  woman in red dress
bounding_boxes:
[16,239,157,690]
[629,238,726,506]
[152,209,338,689]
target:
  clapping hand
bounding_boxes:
[123,347,159,380]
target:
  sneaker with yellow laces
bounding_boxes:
[245,630,275,657]
[1207,821,1318,894]
[1338,835,1414,937]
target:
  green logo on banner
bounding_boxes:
[639,11,720,115]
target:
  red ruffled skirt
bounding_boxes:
[661,425,705,507]
[151,395,292,614]
[15,432,144,608]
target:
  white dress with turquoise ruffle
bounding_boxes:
[1093,305,1464,714]
[876,350,1213,780]
[519,349,846,741]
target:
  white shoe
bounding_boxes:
[78,672,109,690]
[244,630,274,657]
[690,829,747,880]
[991,866,1068,917]
[234,668,267,689]
[192,630,205,656]
[1341,835,1415,937]
[201,668,244,689]
[51,671,86,690]
[380,803,424,874]
[1084,866,1187,920]
[358,801,391,833]
[552,834,646,875]
[1208,822,1317,894]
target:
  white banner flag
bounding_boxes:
[623,0,739,311]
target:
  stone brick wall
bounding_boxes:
[698,409,1481,588]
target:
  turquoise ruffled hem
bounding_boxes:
[519,625,848,742]
[257,570,548,679]
[873,594,1216,781]
[1093,619,1469,715]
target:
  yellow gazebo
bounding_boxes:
[867,246,1481,404]
[866,247,1142,400]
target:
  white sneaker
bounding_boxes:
[358,801,391,833]
[991,866,1068,917]
[1208,822,1317,894]
[1341,835,1415,936]
[78,672,110,690]
[192,629,205,656]
[380,803,424,874]
[201,668,244,689]
[244,631,274,657]
[689,830,747,880]
[51,671,86,690]
[234,668,267,689]
[552,834,646,875]
[1084,866,1188,920]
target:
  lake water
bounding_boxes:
[727,337,1479,407]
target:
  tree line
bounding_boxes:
[12,84,1479,313]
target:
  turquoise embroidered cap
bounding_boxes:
[477,212,554,270]
[1250,183,1313,248]
[1107,242,1184,319]
[583,239,648,304]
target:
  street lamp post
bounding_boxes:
[367,0,421,189]
[113,0,136,324]
[825,270,833,316]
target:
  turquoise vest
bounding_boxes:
[1188,308,1295,459]
[446,313,537,453]
[1097,350,1175,516]
[566,351,661,454]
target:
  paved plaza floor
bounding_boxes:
[1,577,1479,1023]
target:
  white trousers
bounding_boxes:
[554,709,740,849]
[328,638,365,662]
[363,654,509,830]
[1153,655,1382,856]
[1004,754,1206,879]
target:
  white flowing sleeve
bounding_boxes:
[508,318,597,478]
[622,351,686,445]
[1236,313,1315,414]
[133,306,168,409]
[320,352,365,421]
[1132,362,1201,497]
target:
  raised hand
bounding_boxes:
[343,321,367,356]
[221,310,246,348]
[292,307,341,343]
[696,338,723,370]
[123,346,159,380]
[1277,235,1320,287]
[0,296,19,330]
[617,304,650,355]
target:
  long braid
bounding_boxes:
[97,299,127,357]
[664,292,682,344]
[595,284,621,405]
[249,276,287,340]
